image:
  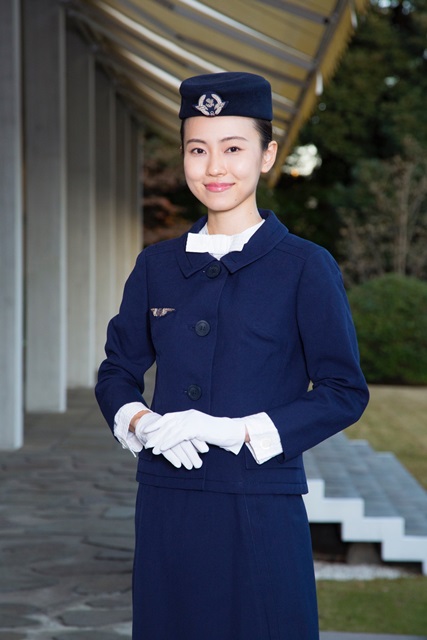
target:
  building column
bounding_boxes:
[130,119,143,259]
[23,0,67,412]
[95,68,117,367]
[0,0,23,448]
[115,99,133,307]
[66,28,96,388]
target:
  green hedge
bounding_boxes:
[348,274,427,385]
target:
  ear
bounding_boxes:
[261,140,278,174]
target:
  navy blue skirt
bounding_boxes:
[132,484,318,640]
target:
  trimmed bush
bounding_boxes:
[348,274,427,385]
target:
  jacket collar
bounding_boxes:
[176,210,289,277]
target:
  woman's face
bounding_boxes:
[182,116,277,218]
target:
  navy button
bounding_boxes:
[206,263,221,278]
[195,320,210,337]
[187,384,202,401]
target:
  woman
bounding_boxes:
[96,72,369,640]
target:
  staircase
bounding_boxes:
[303,432,427,574]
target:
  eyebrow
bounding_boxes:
[185,136,248,146]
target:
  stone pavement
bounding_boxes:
[0,388,426,640]
[0,389,135,639]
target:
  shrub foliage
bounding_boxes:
[348,274,427,384]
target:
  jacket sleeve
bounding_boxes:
[267,248,369,460]
[95,251,155,431]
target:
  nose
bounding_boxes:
[206,151,226,176]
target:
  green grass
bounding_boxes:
[317,385,427,634]
[318,577,427,634]
[347,385,427,489]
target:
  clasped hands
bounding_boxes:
[134,409,246,470]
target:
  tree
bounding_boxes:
[336,138,427,285]
[276,0,427,262]
[300,0,427,178]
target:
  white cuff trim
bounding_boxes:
[114,402,151,457]
[244,412,283,464]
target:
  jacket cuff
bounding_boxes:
[114,402,151,456]
[244,412,283,464]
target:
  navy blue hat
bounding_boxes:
[179,71,273,120]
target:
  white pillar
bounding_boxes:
[130,119,143,258]
[0,0,23,449]
[23,0,67,411]
[66,28,96,388]
[115,99,133,306]
[95,68,117,367]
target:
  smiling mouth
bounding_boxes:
[204,183,234,192]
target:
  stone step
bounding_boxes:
[365,452,427,536]
[304,432,427,572]
[307,434,427,532]
[305,436,400,517]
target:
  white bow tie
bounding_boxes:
[186,220,264,259]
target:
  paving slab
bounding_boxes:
[0,389,135,638]
[0,383,426,640]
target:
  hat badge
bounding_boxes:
[194,92,228,116]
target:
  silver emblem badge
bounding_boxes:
[151,308,175,317]
[194,93,228,116]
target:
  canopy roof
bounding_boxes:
[68,0,368,185]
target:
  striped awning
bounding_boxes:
[67,0,368,185]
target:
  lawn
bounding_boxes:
[317,385,427,635]
[317,577,427,635]
[346,385,427,490]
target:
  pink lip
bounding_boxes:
[205,182,234,192]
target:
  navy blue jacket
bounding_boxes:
[96,210,369,494]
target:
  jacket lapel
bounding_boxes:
[176,210,289,277]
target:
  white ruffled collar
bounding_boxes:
[186,219,265,260]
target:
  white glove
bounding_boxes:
[135,412,209,470]
[134,412,163,446]
[144,409,246,455]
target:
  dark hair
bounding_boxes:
[180,118,273,151]
[252,119,273,150]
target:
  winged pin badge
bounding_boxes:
[150,308,175,317]
[194,92,228,116]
